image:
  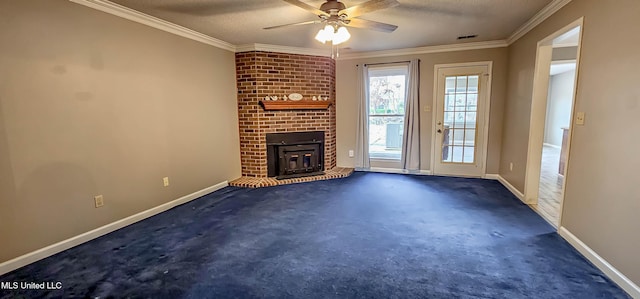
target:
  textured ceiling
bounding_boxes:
[109,0,554,52]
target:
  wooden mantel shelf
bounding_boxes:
[259,100,333,110]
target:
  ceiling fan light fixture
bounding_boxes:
[314,30,328,43]
[270,0,398,50]
[315,24,335,43]
[332,26,351,45]
[315,24,350,45]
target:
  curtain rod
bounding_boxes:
[358,60,419,67]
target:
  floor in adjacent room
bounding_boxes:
[536,145,564,226]
[0,172,629,298]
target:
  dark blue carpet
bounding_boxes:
[0,172,630,298]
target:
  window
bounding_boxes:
[368,65,408,160]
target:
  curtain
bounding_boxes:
[355,64,370,169]
[401,59,420,170]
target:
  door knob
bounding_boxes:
[437,129,442,133]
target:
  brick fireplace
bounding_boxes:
[230,51,351,188]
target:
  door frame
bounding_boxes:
[523,18,584,226]
[430,61,493,177]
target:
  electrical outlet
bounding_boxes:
[163,177,169,187]
[424,105,431,112]
[348,150,354,158]
[94,195,104,208]
[509,162,514,171]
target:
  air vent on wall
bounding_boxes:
[457,34,478,40]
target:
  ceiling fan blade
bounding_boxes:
[345,18,398,33]
[263,20,321,30]
[282,0,329,16]
[339,0,399,19]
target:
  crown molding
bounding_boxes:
[235,43,332,57]
[337,40,508,60]
[69,0,570,58]
[68,0,235,52]
[507,0,573,45]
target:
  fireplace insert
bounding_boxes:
[266,131,324,179]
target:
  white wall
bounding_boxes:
[544,69,576,146]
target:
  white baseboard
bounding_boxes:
[364,172,526,204]
[485,174,525,201]
[483,174,500,180]
[0,181,229,276]
[360,167,431,175]
[558,227,640,298]
[486,177,638,297]
[485,174,556,227]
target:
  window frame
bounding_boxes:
[366,64,409,161]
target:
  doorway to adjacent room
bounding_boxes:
[524,19,583,227]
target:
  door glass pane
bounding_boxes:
[453,112,465,129]
[443,125,452,146]
[463,147,475,163]
[466,94,477,111]
[465,112,477,127]
[445,77,456,93]
[444,112,455,126]
[456,77,468,92]
[452,129,465,146]
[455,94,466,109]
[448,128,455,149]
[451,146,463,162]
[441,74,480,164]
[464,129,476,147]
[442,145,452,162]
[468,76,479,92]
[445,95,455,111]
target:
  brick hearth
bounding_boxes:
[230,167,354,188]
[231,51,350,187]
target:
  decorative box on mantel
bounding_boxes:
[259,100,333,111]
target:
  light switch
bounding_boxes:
[576,112,585,125]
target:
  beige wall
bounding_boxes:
[0,0,241,262]
[336,48,508,174]
[3,0,638,288]
[499,0,640,284]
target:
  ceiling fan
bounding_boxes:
[265,0,400,46]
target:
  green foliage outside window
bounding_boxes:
[369,75,406,115]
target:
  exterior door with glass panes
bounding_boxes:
[433,64,490,177]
